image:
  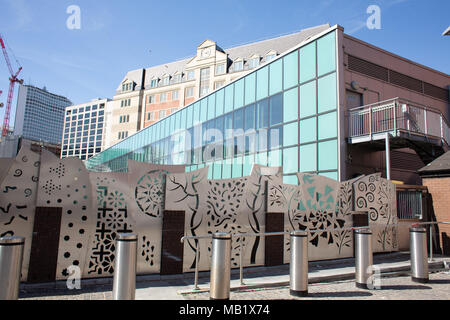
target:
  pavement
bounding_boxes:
[18,251,450,300]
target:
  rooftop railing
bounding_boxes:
[348,97,450,146]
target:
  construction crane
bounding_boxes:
[0,33,23,137]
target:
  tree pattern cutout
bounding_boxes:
[141,235,155,267]
[206,178,247,268]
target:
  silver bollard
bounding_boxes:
[210,232,231,300]
[0,236,25,300]
[410,227,428,283]
[290,231,308,297]
[113,233,137,300]
[354,228,373,289]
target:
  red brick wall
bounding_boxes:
[422,177,450,254]
[144,91,181,128]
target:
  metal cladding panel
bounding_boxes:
[0,140,40,281]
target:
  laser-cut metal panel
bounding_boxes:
[166,166,280,272]
[353,173,398,253]
[128,160,185,275]
[86,171,136,278]
[0,141,40,281]
[36,151,94,280]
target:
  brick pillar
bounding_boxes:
[160,210,185,275]
[264,212,284,266]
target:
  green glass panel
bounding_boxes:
[212,162,222,179]
[283,50,299,90]
[186,106,193,128]
[232,157,243,178]
[299,117,317,144]
[318,139,337,171]
[207,164,213,179]
[283,146,298,173]
[299,143,317,172]
[319,171,338,181]
[224,84,234,114]
[216,89,224,116]
[268,149,281,167]
[193,102,200,124]
[200,99,208,122]
[180,109,186,129]
[299,41,316,83]
[283,87,298,123]
[318,111,337,140]
[245,73,256,105]
[299,81,316,118]
[318,73,336,113]
[243,154,254,176]
[234,79,244,110]
[317,32,336,76]
[222,159,232,179]
[256,152,267,166]
[283,175,298,185]
[283,122,298,147]
[256,66,269,101]
[269,59,282,95]
[207,95,215,120]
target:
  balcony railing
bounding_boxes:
[348,97,450,146]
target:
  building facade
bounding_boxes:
[14,84,72,145]
[107,24,331,148]
[86,25,449,186]
[61,98,111,160]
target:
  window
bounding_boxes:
[159,110,166,119]
[249,57,260,69]
[160,92,167,102]
[147,112,154,121]
[150,79,158,88]
[266,53,276,62]
[187,71,195,81]
[148,95,155,104]
[215,63,226,75]
[200,67,210,97]
[162,76,170,86]
[170,108,177,114]
[185,87,194,97]
[215,81,225,90]
[172,90,179,100]
[171,74,182,84]
[233,60,243,72]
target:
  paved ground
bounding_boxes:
[183,271,450,300]
[18,252,450,301]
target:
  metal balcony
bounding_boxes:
[347,97,449,164]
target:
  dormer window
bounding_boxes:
[234,60,244,72]
[249,56,260,69]
[171,73,182,84]
[162,75,170,86]
[265,51,277,62]
[187,71,195,81]
[150,79,158,88]
[122,82,134,92]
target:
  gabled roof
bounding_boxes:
[117,23,331,92]
[418,151,450,176]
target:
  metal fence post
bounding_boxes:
[0,236,24,300]
[112,233,137,300]
[354,229,373,289]
[210,232,231,300]
[290,231,308,297]
[410,227,428,283]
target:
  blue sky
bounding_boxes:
[0,0,449,123]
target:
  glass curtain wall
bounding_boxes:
[86,30,339,183]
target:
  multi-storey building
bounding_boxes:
[14,84,72,145]
[61,98,111,160]
[108,24,331,148]
[87,24,449,187]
